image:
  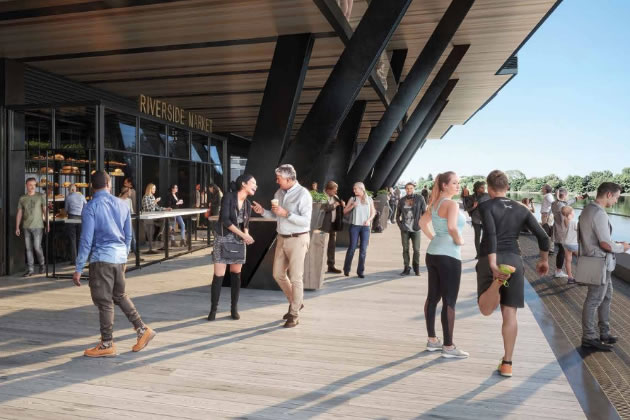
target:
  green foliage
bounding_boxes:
[366,190,374,198]
[459,175,486,191]
[309,190,328,203]
[465,169,628,193]
[376,189,389,196]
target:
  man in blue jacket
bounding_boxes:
[73,171,155,357]
[396,182,426,276]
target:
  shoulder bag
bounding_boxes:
[218,200,246,260]
[575,220,606,286]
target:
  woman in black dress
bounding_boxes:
[209,174,257,321]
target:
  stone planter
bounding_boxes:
[303,230,329,290]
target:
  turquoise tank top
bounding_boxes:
[426,198,466,260]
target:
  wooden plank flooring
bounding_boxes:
[0,224,585,419]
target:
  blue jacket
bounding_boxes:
[75,190,132,272]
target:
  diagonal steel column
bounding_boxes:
[312,100,367,190]
[244,33,313,205]
[280,0,413,180]
[383,95,452,188]
[390,49,408,85]
[240,34,313,288]
[346,0,474,187]
[367,45,468,190]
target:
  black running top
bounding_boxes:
[479,197,550,256]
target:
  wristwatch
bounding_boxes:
[286,211,292,218]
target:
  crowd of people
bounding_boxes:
[14,164,629,374]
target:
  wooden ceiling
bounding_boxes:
[0,0,558,143]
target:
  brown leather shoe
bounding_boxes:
[84,341,117,358]
[132,327,156,352]
[327,267,342,274]
[283,315,299,328]
[282,303,304,320]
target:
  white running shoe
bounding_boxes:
[426,338,442,352]
[555,270,568,278]
[442,346,469,359]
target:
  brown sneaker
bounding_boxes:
[84,341,117,358]
[132,327,156,352]
[283,315,299,328]
[282,303,304,320]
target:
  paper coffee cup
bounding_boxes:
[271,199,279,207]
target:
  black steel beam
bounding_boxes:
[244,33,313,204]
[367,45,468,190]
[384,98,450,188]
[281,0,412,181]
[311,100,367,190]
[345,0,474,187]
[240,34,313,286]
[312,0,397,107]
[390,49,408,85]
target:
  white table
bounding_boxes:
[140,208,207,220]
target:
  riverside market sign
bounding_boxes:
[138,94,212,133]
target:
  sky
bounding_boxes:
[398,0,630,183]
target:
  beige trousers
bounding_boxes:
[273,234,310,317]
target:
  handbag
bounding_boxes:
[220,239,245,260]
[343,197,355,225]
[575,222,606,286]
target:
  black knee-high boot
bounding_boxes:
[231,273,241,320]
[208,275,223,321]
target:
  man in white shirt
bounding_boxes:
[252,164,312,328]
[540,184,555,225]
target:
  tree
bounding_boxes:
[564,175,585,193]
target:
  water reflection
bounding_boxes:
[507,192,630,241]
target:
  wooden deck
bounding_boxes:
[0,224,585,419]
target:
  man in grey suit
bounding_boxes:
[579,182,629,351]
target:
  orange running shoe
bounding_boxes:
[498,359,512,377]
[132,326,156,352]
[84,341,117,358]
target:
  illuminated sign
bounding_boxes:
[138,94,212,133]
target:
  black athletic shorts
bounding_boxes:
[476,253,525,308]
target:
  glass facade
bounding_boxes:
[5,101,226,276]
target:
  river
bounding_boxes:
[506,192,630,242]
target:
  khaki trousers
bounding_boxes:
[89,262,143,341]
[273,234,310,317]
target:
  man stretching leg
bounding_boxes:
[73,171,155,357]
[476,170,549,377]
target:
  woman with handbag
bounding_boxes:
[208,174,257,321]
[342,182,376,278]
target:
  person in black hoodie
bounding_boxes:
[321,181,345,273]
[208,174,257,321]
[396,182,427,276]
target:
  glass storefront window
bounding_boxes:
[230,155,247,182]
[191,134,209,162]
[18,108,52,156]
[105,110,136,152]
[168,126,190,160]
[210,138,223,167]
[55,106,96,151]
[139,119,166,156]
[168,160,191,207]
[104,151,137,199]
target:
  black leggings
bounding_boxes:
[425,253,462,346]
[473,223,482,256]
[555,243,565,270]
